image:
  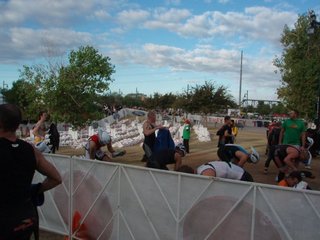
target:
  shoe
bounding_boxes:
[264,168,268,174]
[305,165,312,169]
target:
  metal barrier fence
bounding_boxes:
[35,154,320,240]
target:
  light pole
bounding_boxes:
[307,10,320,127]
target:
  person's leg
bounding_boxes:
[183,139,190,153]
[264,145,275,173]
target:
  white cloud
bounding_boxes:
[0,27,92,63]
[117,9,150,27]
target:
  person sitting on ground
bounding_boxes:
[85,129,125,161]
[272,144,309,182]
[146,143,186,171]
[176,161,254,182]
[0,104,62,240]
[217,144,260,168]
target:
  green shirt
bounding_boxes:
[282,118,306,145]
[183,124,191,139]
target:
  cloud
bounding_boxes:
[116,9,150,27]
[0,27,92,63]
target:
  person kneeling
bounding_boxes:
[147,144,186,171]
[177,161,254,182]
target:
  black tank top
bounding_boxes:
[144,123,156,150]
[0,138,36,210]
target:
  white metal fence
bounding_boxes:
[35,154,320,240]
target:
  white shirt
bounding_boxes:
[197,161,244,180]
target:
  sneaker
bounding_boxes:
[264,168,268,174]
[305,165,312,169]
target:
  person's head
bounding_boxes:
[98,129,111,146]
[175,143,186,157]
[176,165,195,174]
[299,149,309,162]
[286,171,302,187]
[248,147,260,164]
[147,110,156,123]
[185,119,191,125]
[288,109,299,119]
[0,104,22,132]
[231,119,235,126]
[38,110,48,120]
[224,116,231,125]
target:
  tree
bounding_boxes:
[187,81,236,115]
[18,45,115,127]
[274,11,320,120]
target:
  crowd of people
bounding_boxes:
[1,103,317,239]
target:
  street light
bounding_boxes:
[307,10,320,127]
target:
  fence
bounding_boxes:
[35,154,320,240]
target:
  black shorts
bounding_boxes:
[0,202,37,240]
[240,171,254,182]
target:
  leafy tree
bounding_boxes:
[274,11,320,120]
[187,81,236,114]
[18,45,115,127]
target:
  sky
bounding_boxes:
[0,0,319,104]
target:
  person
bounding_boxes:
[272,144,309,182]
[217,144,260,167]
[177,161,254,182]
[32,111,48,144]
[146,143,186,170]
[182,119,191,153]
[230,119,238,143]
[216,116,233,148]
[279,109,306,147]
[85,129,125,161]
[264,121,281,174]
[141,110,163,161]
[0,104,62,240]
[278,171,302,187]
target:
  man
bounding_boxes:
[216,116,233,148]
[85,129,125,161]
[0,104,61,239]
[230,119,238,143]
[279,109,306,147]
[217,144,260,167]
[142,110,163,161]
[177,161,254,182]
[146,143,186,171]
[182,119,191,153]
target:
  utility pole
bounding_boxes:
[239,50,243,108]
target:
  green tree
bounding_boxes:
[18,45,115,127]
[274,11,320,120]
[188,81,236,114]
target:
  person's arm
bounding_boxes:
[143,121,163,136]
[107,142,115,154]
[201,168,216,177]
[32,114,46,136]
[236,151,248,167]
[283,149,299,171]
[301,131,306,148]
[33,146,61,192]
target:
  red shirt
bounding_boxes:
[89,134,102,149]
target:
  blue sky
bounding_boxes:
[0,0,319,104]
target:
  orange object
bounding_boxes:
[64,211,88,240]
